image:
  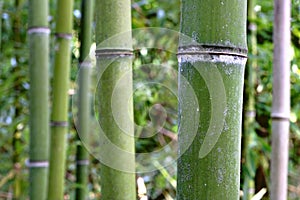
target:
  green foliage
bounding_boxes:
[132,0,180,29]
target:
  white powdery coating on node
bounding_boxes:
[28,27,51,34]
[178,54,247,65]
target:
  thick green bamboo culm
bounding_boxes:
[48,0,73,199]
[271,0,291,199]
[177,0,247,199]
[242,0,257,198]
[95,0,136,199]
[28,0,50,199]
[75,0,94,199]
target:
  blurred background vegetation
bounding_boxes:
[0,0,300,199]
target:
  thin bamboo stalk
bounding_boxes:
[47,0,73,199]
[12,0,22,197]
[177,0,248,199]
[242,0,257,198]
[75,0,94,199]
[271,0,291,199]
[28,0,50,198]
[0,1,3,50]
[95,0,136,199]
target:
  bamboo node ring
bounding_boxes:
[95,48,133,58]
[55,33,73,40]
[76,160,89,166]
[177,45,248,58]
[50,120,69,127]
[245,110,256,117]
[28,27,51,35]
[271,113,290,121]
[25,159,49,168]
[80,61,92,68]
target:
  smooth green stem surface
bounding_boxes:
[75,68,91,198]
[0,1,3,49]
[271,0,291,199]
[12,0,22,197]
[75,1,93,199]
[95,0,136,199]
[178,0,247,199]
[75,66,91,200]
[28,0,49,199]
[96,58,136,200]
[48,0,73,199]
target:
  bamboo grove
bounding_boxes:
[3,0,293,198]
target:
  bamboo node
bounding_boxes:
[50,120,69,127]
[248,23,257,31]
[246,110,256,117]
[25,159,49,168]
[76,160,89,166]
[27,27,50,35]
[80,61,92,68]
[271,113,290,121]
[55,33,72,40]
[95,48,133,58]
[177,45,248,58]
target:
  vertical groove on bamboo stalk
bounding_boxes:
[48,0,74,199]
[28,0,50,199]
[271,0,291,199]
[75,0,94,199]
[95,0,136,199]
[177,0,247,199]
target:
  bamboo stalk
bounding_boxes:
[12,0,22,197]
[47,0,73,199]
[0,0,3,50]
[177,0,247,199]
[75,0,94,199]
[95,0,136,199]
[270,0,291,199]
[242,0,257,198]
[28,0,50,198]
